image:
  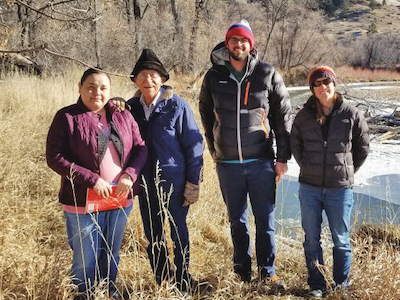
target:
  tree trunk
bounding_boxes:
[186,0,206,74]
[17,4,30,48]
[262,0,288,61]
[277,19,286,70]
[364,40,377,69]
[286,23,299,70]
[133,0,144,57]
[125,0,132,24]
[93,0,101,67]
[170,0,183,39]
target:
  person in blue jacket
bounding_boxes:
[126,49,204,292]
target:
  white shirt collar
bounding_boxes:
[139,87,164,108]
[139,87,165,120]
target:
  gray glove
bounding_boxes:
[182,181,200,207]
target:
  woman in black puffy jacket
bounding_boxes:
[290,66,369,298]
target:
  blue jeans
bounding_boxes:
[216,159,277,278]
[64,206,132,293]
[299,184,354,289]
[138,177,190,285]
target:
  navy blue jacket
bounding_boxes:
[127,86,203,192]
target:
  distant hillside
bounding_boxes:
[324,1,400,42]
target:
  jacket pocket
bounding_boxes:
[261,111,270,140]
[213,111,220,138]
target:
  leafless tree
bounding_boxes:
[132,0,150,57]
[185,0,208,73]
[93,0,101,67]
[0,0,365,78]
[259,0,289,60]
[170,0,183,40]
[270,1,329,71]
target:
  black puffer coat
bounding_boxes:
[199,42,292,162]
[290,94,370,188]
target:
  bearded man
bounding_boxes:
[199,20,292,291]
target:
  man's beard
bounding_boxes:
[229,48,247,62]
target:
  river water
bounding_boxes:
[288,81,400,107]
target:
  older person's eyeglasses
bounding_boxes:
[136,71,160,81]
[228,37,250,45]
[313,78,332,87]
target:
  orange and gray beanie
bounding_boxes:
[308,65,337,90]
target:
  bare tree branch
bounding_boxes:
[142,3,150,17]
[0,22,11,29]
[48,6,87,19]
[262,0,288,60]
[38,0,80,11]
[144,0,154,9]
[63,2,92,13]
[43,48,130,78]
[14,0,92,22]
[0,46,131,78]
[0,45,46,54]
[49,1,92,18]
[292,27,318,68]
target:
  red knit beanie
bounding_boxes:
[225,19,255,50]
[308,65,337,90]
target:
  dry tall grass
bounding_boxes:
[336,66,400,82]
[0,69,399,300]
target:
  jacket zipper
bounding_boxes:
[236,80,243,162]
[322,140,327,187]
[321,110,335,187]
[233,61,251,163]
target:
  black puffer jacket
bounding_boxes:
[290,94,370,188]
[199,42,292,162]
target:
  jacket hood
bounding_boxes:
[133,85,174,101]
[210,41,259,75]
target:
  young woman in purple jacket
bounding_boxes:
[46,68,148,300]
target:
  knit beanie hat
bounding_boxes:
[130,48,169,82]
[225,19,255,50]
[308,65,337,90]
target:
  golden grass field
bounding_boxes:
[335,66,400,82]
[0,67,399,300]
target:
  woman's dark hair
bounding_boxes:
[80,68,111,85]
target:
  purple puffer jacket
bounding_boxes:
[46,99,148,207]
